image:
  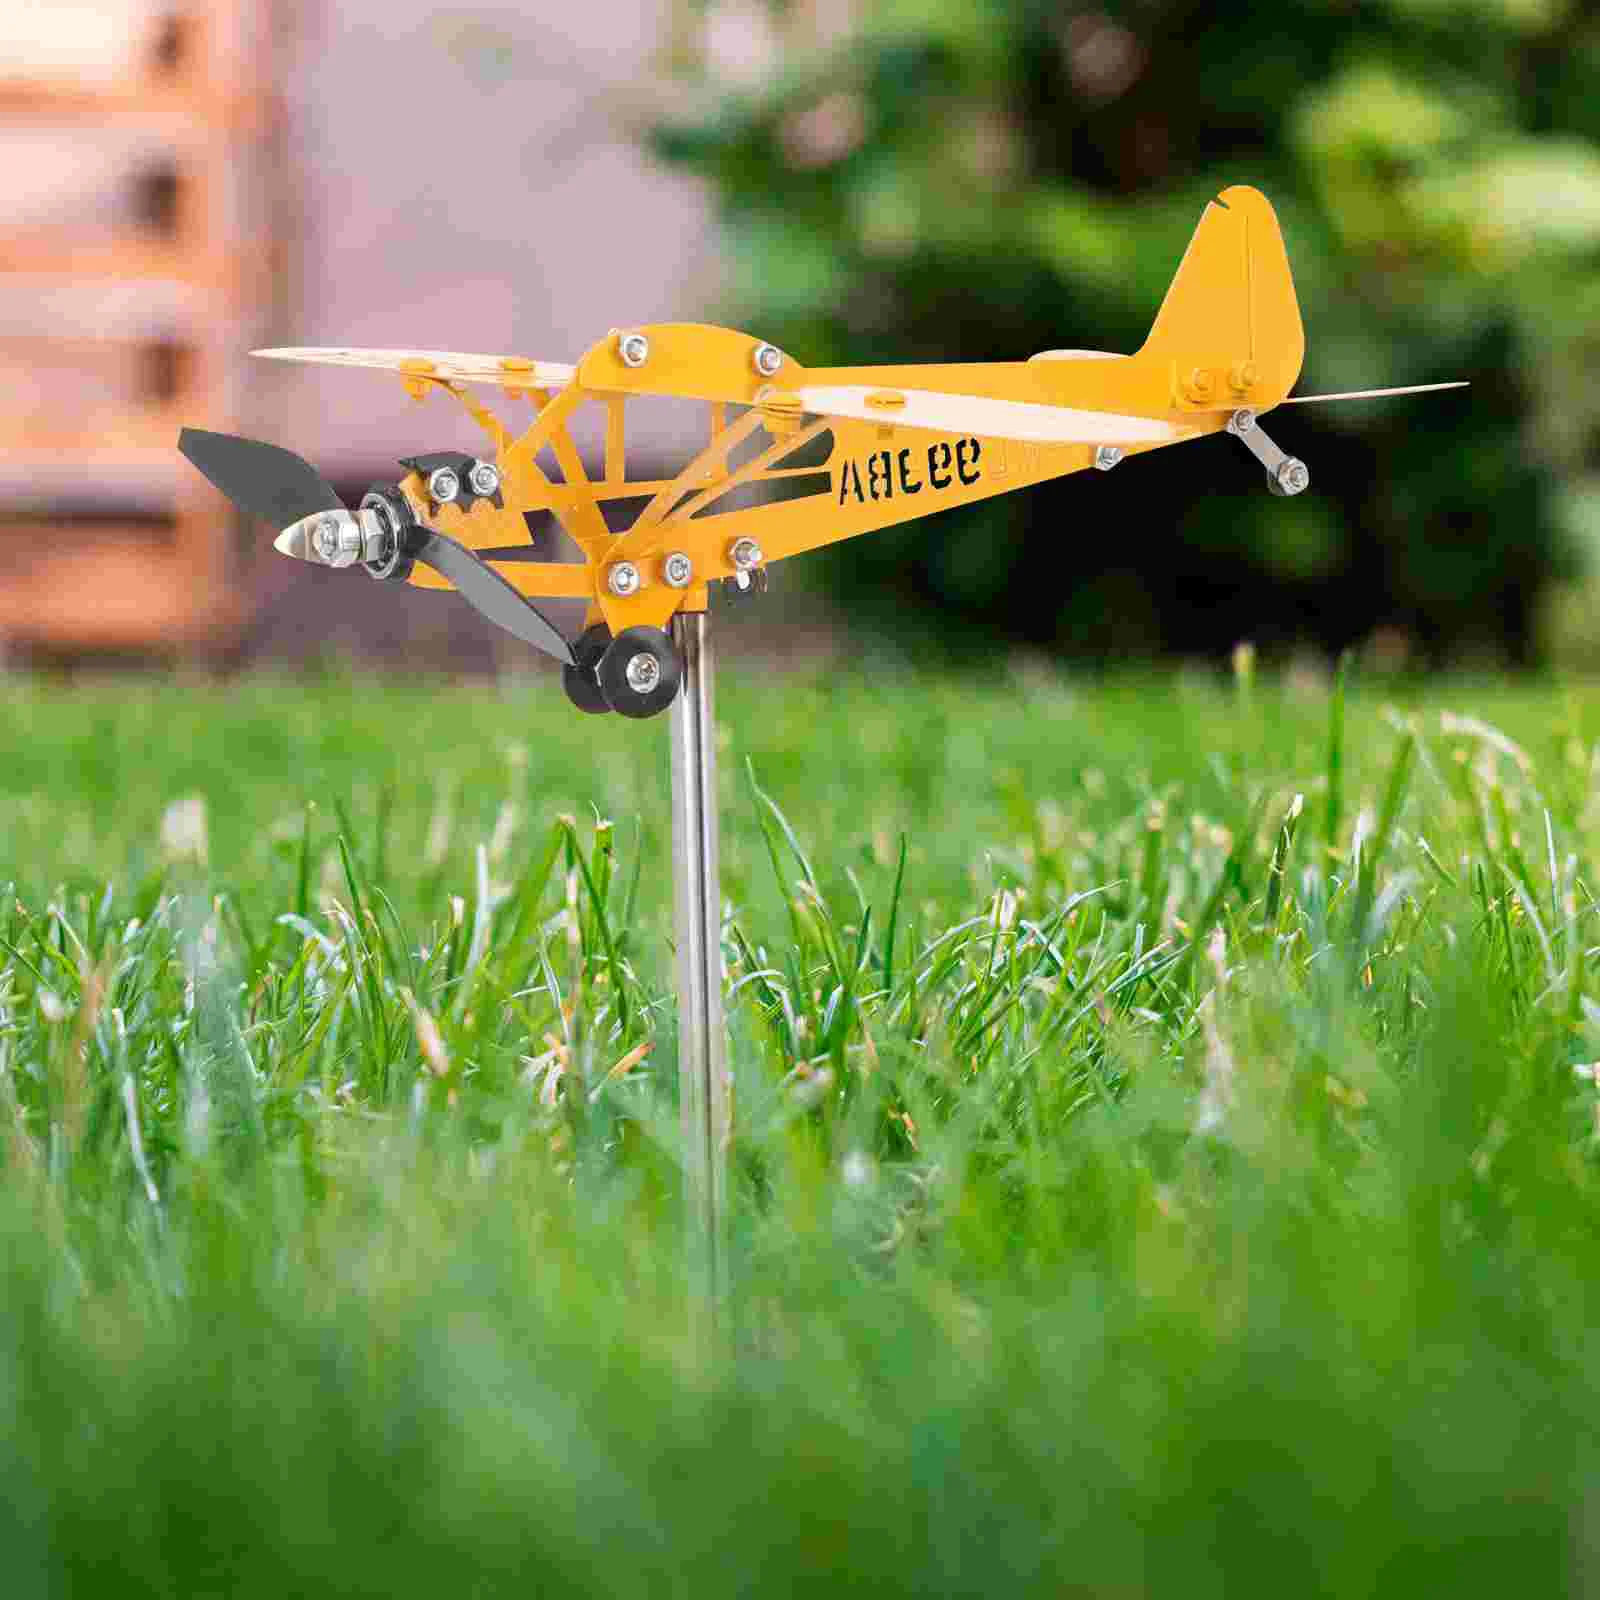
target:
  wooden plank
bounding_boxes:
[0,528,244,649]
[0,233,258,296]
[0,81,269,131]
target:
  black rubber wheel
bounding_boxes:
[597,625,682,719]
[562,623,614,715]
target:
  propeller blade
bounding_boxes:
[178,428,345,527]
[410,528,574,666]
[1281,381,1469,405]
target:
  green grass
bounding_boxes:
[6,656,1600,1595]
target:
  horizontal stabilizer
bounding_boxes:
[1281,381,1469,405]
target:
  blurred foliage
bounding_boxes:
[652,0,1600,662]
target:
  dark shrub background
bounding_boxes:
[653,0,1600,663]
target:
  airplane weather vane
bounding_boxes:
[179,185,1464,720]
[177,184,1466,1291]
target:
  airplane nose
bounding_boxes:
[274,525,309,560]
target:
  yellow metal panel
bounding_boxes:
[575,323,801,404]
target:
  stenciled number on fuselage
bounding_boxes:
[837,437,982,506]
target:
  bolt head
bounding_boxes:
[662,551,693,588]
[1092,446,1123,471]
[608,561,641,597]
[624,652,661,694]
[1230,409,1257,434]
[753,342,784,377]
[467,460,500,497]
[1276,458,1310,495]
[312,514,361,568]
[428,467,460,503]
[313,517,341,561]
[618,332,650,369]
[730,537,763,572]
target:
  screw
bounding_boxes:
[1092,446,1123,471]
[467,460,500,497]
[1229,409,1257,435]
[662,551,693,588]
[313,517,341,561]
[729,537,763,571]
[428,467,460,503]
[1275,458,1311,496]
[753,342,784,377]
[618,332,650,369]
[313,514,361,567]
[608,561,642,597]
[624,652,661,694]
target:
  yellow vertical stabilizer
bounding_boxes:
[1138,185,1304,413]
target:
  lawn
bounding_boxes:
[4,654,1600,1595]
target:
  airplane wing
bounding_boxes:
[790,384,1183,445]
[252,347,577,389]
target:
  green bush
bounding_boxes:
[652,0,1600,662]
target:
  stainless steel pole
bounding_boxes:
[670,610,728,1299]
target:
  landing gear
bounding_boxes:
[562,622,684,718]
[598,625,682,719]
[562,623,614,715]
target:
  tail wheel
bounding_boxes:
[562,623,614,715]
[598,625,682,719]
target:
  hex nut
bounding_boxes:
[1092,446,1123,471]
[428,467,461,503]
[1275,458,1310,495]
[467,460,500,497]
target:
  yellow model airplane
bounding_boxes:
[180,185,1463,717]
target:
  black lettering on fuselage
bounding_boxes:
[837,436,982,506]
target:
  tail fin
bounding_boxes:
[1138,185,1305,411]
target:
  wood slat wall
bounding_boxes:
[0,3,277,654]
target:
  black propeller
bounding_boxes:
[178,428,573,667]
[179,428,342,528]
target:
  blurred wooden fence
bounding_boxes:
[0,2,277,653]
